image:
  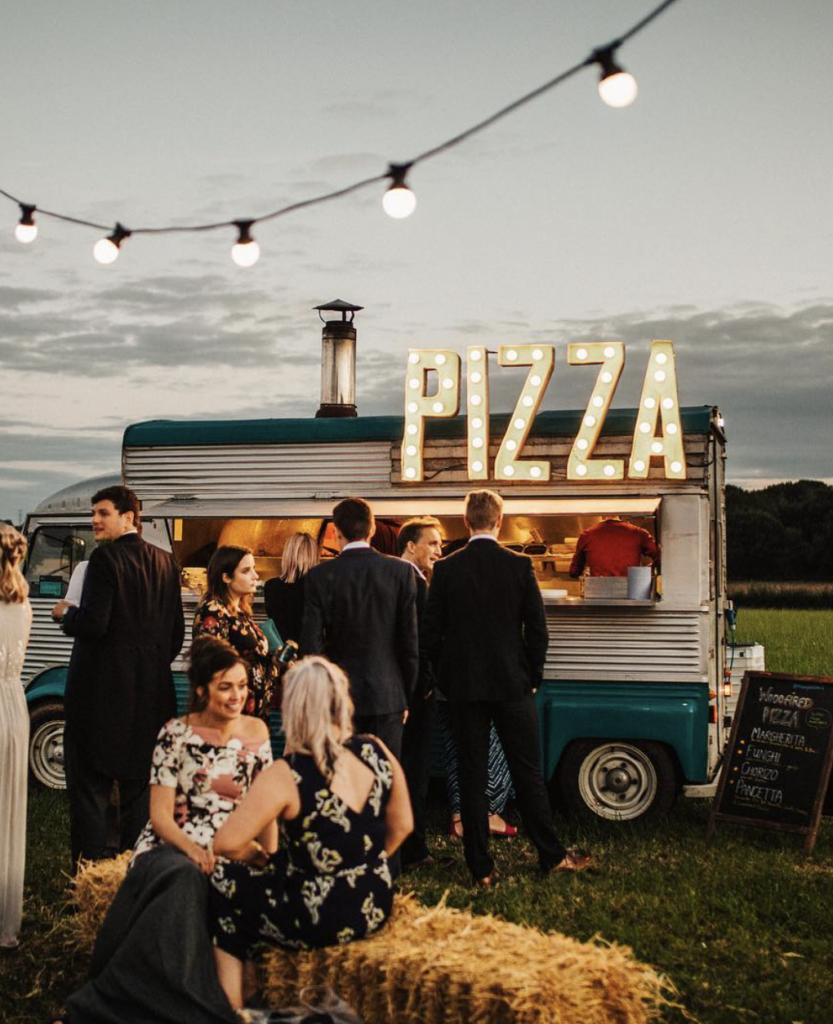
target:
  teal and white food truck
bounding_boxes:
[21,311,733,821]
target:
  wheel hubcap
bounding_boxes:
[578,743,657,821]
[30,722,67,790]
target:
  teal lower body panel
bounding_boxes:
[537,680,710,785]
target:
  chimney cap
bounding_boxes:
[314,298,364,323]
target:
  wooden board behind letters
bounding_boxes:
[708,671,833,854]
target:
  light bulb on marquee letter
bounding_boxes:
[466,347,490,479]
[628,340,686,479]
[494,345,554,482]
[567,342,625,480]
[400,349,461,482]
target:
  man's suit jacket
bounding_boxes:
[410,567,436,701]
[62,533,185,779]
[300,547,418,716]
[421,537,548,703]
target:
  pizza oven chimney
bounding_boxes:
[314,299,363,418]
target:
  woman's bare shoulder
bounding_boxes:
[239,714,270,741]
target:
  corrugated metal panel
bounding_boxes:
[125,443,393,502]
[544,609,705,683]
[21,599,77,685]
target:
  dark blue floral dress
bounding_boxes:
[209,735,394,955]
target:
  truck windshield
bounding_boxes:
[25,525,97,598]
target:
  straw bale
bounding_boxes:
[69,852,132,949]
[258,894,672,1024]
[71,859,673,1024]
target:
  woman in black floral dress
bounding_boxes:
[208,656,414,1011]
[194,546,276,722]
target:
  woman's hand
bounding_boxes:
[187,842,216,874]
[240,840,269,867]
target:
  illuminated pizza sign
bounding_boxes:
[400,340,685,483]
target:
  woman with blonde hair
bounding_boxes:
[208,655,413,1011]
[0,524,32,949]
[264,531,318,649]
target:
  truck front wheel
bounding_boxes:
[29,702,67,791]
[557,740,678,821]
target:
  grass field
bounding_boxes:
[2,608,832,1024]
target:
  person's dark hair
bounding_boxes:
[397,517,441,557]
[187,635,248,713]
[332,497,374,544]
[204,545,254,615]
[91,485,141,529]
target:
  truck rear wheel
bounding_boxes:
[29,702,67,791]
[557,740,678,821]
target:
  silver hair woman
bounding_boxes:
[281,655,354,778]
[209,655,413,1010]
[0,524,32,949]
[263,531,319,647]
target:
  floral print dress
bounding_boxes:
[209,735,394,956]
[193,600,275,721]
[132,718,272,863]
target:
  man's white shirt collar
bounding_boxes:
[468,534,498,542]
[342,540,371,552]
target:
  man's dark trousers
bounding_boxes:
[65,737,150,863]
[451,697,566,880]
[353,712,404,761]
[400,692,437,865]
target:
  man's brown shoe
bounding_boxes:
[474,870,500,888]
[551,852,595,873]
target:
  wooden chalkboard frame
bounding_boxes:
[708,670,833,855]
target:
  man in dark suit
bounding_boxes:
[301,497,418,759]
[52,485,184,867]
[397,516,443,869]
[422,489,593,886]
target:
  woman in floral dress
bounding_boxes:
[208,656,414,1012]
[59,637,274,1024]
[194,546,276,722]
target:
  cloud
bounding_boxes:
[2,296,831,517]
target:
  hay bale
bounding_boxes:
[259,895,671,1024]
[70,851,131,949]
[71,859,673,1024]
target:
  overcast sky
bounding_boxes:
[1,0,832,520]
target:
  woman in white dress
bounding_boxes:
[0,523,32,950]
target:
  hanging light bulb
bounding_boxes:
[594,46,638,108]
[15,203,37,244]
[94,223,131,264]
[231,220,260,267]
[382,163,417,220]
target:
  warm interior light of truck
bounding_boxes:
[567,341,625,480]
[465,346,490,479]
[401,349,461,482]
[494,345,554,482]
[629,340,686,479]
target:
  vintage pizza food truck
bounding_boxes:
[21,304,731,821]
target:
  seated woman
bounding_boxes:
[59,637,274,1024]
[208,655,413,1011]
[194,545,275,722]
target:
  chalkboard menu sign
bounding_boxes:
[708,671,833,854]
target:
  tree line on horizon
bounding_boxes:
[726,479,833,582]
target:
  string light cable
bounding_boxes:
[0,0,681,264]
